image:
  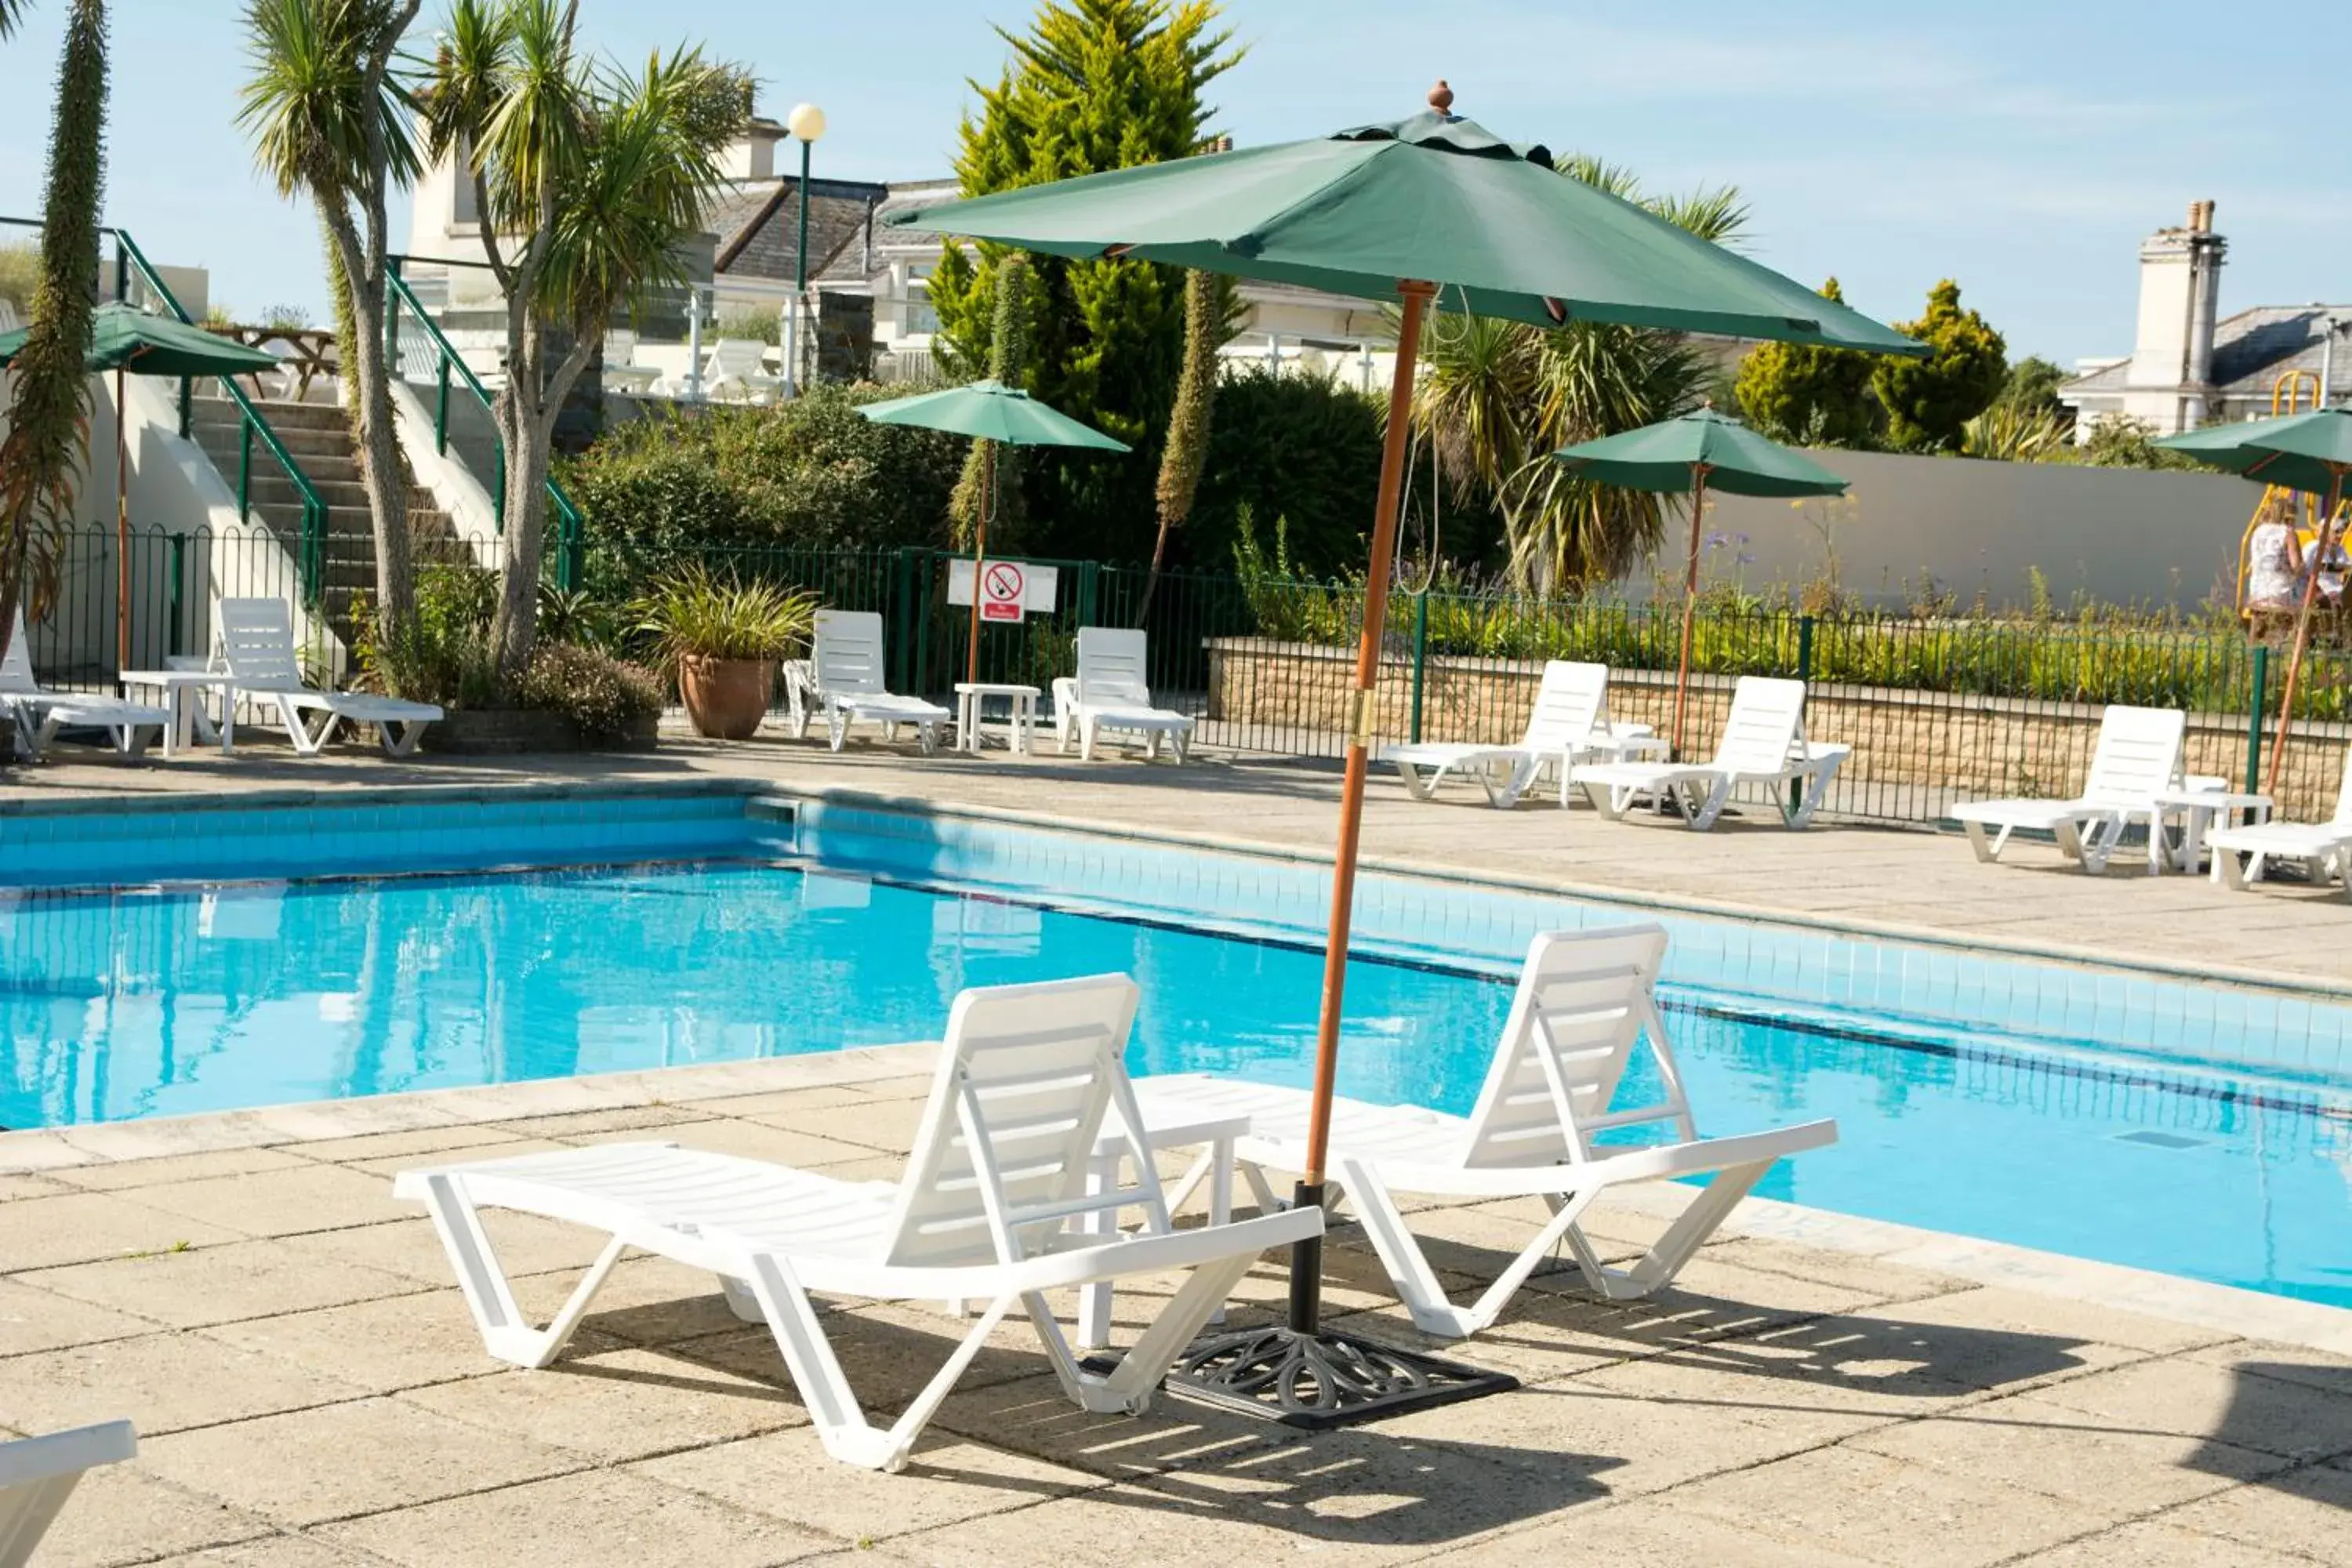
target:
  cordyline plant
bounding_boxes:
[238,0,426,638]
[417,0,750,682]
[0,0,108,655]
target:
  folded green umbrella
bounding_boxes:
[857,379,1131,452]
[0,302,280,376]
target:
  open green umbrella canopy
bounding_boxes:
[1552,407,1849,497]
[857,379,1131,451]
[2157,408,2352,495]
[0,303,279,377]
[887,113,1921,354]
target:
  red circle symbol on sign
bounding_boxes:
[980,561,1025,621]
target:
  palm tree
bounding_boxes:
[417,0,746,679]
[238,0,424,637]
[0,0,107,656]
[1410,156,1748,591]
[0,2,27,37]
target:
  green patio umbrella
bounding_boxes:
[2158,408,2352,794]
[889,82,1915,1423]
[0,303,278,667]
[858,380,1131,687]
[1552,407,1848,757]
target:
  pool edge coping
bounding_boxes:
[775,784,2352,1004]
[4,1041,2345,1359]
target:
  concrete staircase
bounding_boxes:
[188,390,469,643]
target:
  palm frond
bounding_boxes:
[237,0,419,201]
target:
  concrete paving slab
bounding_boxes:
[0,1190,246,1271]
[21,1236,430,1329]
[397,1345,801,1461]
[0,1329,368,1437]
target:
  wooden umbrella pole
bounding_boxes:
[2268,467,2347,799]
[114,366,129,673]
[1671,464,1710,759]
[1291,278,1433,1334]
[967,440,992,688]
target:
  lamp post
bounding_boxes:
[785,101,826,398]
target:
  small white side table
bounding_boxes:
[1076,1105,1249,1351]
[953,682,1040,755]
[2155,788,2273,874]
[118,670,238,759]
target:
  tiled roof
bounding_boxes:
[2062,304,2352,398]
[708,176,893,287]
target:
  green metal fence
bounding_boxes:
[20,524,2352,825]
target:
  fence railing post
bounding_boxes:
[166,532,187,659]
[237,419,252,521]
[2245,641,2269,796]
[434,358,451,455]
[1409,590,1429,744]
[1798,614,1815,684]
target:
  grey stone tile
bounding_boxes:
[0,1190,245,1270]
[2160,1463,2352,1562]
[397,1345,801,1461]
[0,1329,368,1437]
[46,1147,314,1192]
[2006,1519,2323,1566]
[0,1277,159,1357]
[27,1462,275,1568]
[139,1398,588,1526]
[122,1165,413,1239]
[314,1469,833,1568]
[2032,1356,2352,1462]
[22,1237,430,1330]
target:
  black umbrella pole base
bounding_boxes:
[1156,1322,1518,1429]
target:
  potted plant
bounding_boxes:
[634,567,816,739]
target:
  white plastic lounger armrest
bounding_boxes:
[757,1206,1321,1301]
[0,1420,136,1486]
[1356,1120,1838,1200]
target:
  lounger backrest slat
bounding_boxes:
[215,598,310,692]
[812,610,890,698]
[1519,661,1610,753]
[1,610,38,696]
[1075,628,1156,710]
[883,975,1167,1268]
[1711,677,1808,775]
[1458,925,1692,1168]
[2078,706,2187,808]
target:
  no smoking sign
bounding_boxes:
[980,561,1026,622]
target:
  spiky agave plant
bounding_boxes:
[0,0,108,654]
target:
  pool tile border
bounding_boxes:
[4,1042,2344,1359]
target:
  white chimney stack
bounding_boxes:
[2126,201,2226,432]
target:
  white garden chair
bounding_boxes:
[1950,704,2187,874]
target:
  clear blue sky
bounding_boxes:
[2,0,2344,367]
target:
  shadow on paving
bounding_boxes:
[2194,1363,2352,1493]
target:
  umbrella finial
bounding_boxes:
[1428,80,1454,116]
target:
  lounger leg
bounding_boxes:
[1080,718,1098,763]
[381,720,428,758]
[1069,1247,1268,1415]
[1398,760,1439,800]
[1338,1158,1602,1338]
[1788,759,1842,828]
[1686,778,1733,832]
[416,1174,625,1369]
[1599,1159,1773,1299]
[1171,726,1190,764]
[918,721,939,757]
[0,1472,87,1565]
[827,706,848,752]
[1962,820,1998,862]
[284,699,337,757]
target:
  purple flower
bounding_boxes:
[1704,531,1730,550]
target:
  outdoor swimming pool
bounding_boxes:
[3,786,2350,1308]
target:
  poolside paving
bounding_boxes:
[2,1053,2348,1567]
[6,728,2352,1560]
[9,724,2352,989]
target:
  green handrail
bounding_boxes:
[0,216,334,606]
[111,227,333,605]
[384,258,586,591]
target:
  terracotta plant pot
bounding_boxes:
[677,655,777,740]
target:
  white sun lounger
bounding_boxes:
[786,609,951,753]
[2,609,171,760]
[2209,751,2352,895]
[1949,704,2186,875]
[394,975,1320,1473]
[1570,675,1848,830]
[1132,924,1838,1339]
[213,598,442,757]
[0,1421,136,1566]
[1053,628,1194,761]
[1384,659,1660,808]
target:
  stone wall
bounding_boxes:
[1203,638,2350,824]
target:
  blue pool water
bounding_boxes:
[5,848,2350,1309]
